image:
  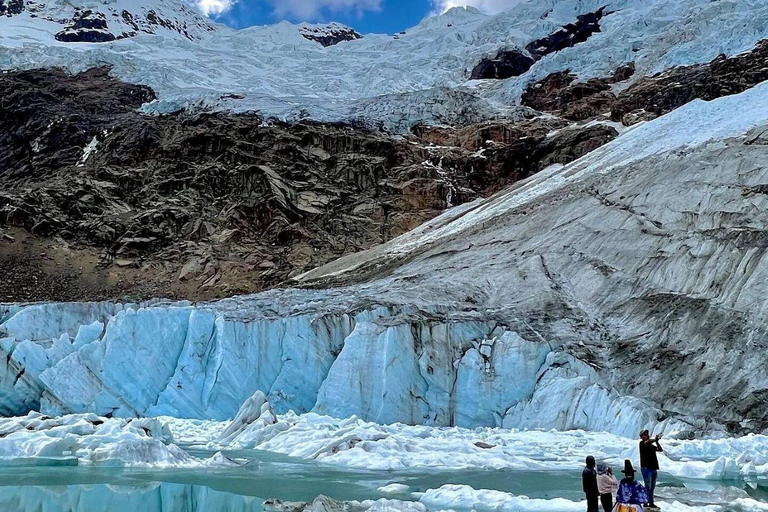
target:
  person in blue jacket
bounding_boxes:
[614,460,649,511]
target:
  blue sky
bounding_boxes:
[209,0,434,34]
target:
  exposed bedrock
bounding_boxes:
[470,7,608,80]
[612,39,768,124]
[522,40,768,123]
[470,50,536,80]
[54,10,116,42]
[0,0,23,16]
[521,70,621,121]
[0,67,615,302]
[299,23,362,47]
[524,7,608,61]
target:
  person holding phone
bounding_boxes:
[638,429,663,509]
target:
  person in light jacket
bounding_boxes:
[597,462,618,512]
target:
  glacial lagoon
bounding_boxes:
[0,448,765,512]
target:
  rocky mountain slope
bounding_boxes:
[0,65,619,301]
[4,82,768,439]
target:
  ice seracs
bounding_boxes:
[2,0,768,128]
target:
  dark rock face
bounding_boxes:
[0,67,155,180]
[0,0,23,16]
[300,24,362,47]
[612,62,636,82]
[521,70,618,121]
[411,119,618,198]
[525,7,607,60]
[54,10,116,42]
[612,39,768,124]
[470,7,608,80]
[0,67,617,301]
[470,50,536,80]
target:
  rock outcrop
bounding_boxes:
[525,7,608,60]
[612,39,768,125]
[299,23,362,47]
[470,7,609,81]
[521,63,636,121]
[0,67,616,302]
[54,10,115,42]
[0,0,23,16]
[470,50,535,80]
[523,39,768,124]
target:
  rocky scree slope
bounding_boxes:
[0,67,616,301]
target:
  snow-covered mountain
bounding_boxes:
[1,0,217,41]
[2,0,768,129]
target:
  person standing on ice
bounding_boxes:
[597,461,618,512]
[583,455,600,512]
[613,460,649,512]
[638,429,663,508]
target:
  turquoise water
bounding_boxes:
[0,449,763,512]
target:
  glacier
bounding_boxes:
[6,79,768,439]
[0,299,678,437]
[2,0,768,128]
[4,1,768,509]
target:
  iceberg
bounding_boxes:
[0,412,192,467]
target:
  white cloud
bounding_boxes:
[270,0,382,20]
[197,0,383,20]
[198,0,234,15]
[432,0,522,15]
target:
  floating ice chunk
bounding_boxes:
[0,413,196,467]
[419,485,584,512]
[366,499,426,512]
[203,451,245,467]
[219,390,281,446]
[377,484,410,496]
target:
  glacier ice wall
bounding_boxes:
[0,299,668,436]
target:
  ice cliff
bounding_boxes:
[2,299,666,436]
[3,0,768,441]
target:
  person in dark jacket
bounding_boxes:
[638,429,663,508]
[583,455,599,512]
